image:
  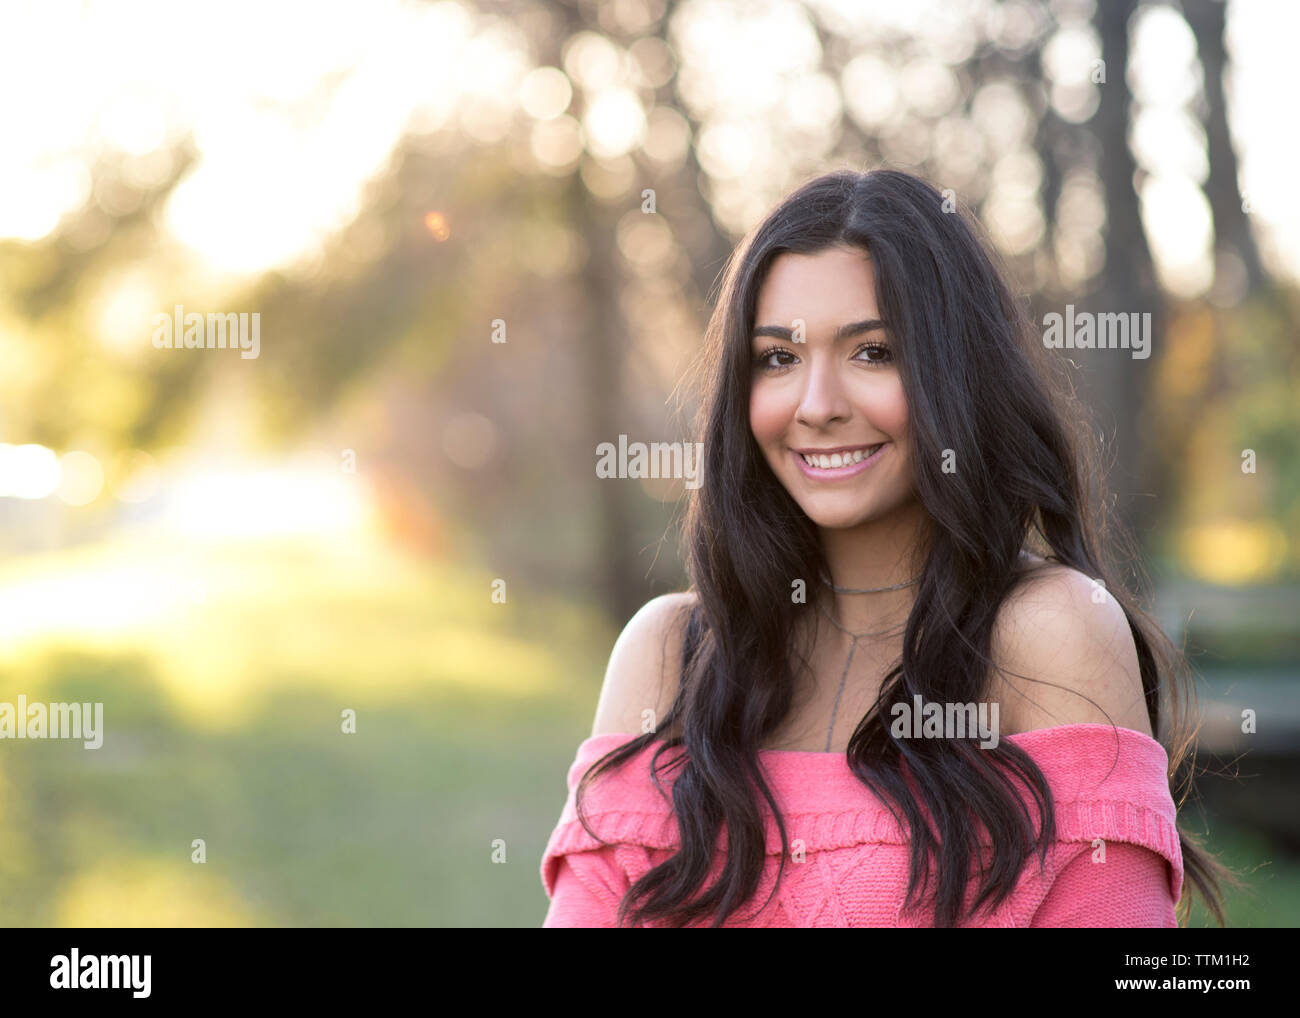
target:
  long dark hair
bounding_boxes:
[574,167,1232,927]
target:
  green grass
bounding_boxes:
[0,533,608,926]
[1183,824,1300,928]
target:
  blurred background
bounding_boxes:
[0,0,1296,927]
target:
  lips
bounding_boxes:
[792,442,887,480]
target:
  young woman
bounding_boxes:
[540,168,1231,928]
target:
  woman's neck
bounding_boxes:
[815,504,928,634]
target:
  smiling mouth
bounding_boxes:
[797,444,883,469]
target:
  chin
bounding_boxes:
[794,500,877,530]
[808,512,875,530]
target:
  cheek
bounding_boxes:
[874,381,908,439]
[748,382,789,447]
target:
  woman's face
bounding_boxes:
[748,245,917,531]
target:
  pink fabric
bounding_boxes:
[540,723,1182,927]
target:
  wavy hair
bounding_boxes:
[573,167,1232,927]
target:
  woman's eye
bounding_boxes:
[753,343,892,371]
[754,347,795,370]
[856,343,893,365]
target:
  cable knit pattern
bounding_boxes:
[539,723,1183,927]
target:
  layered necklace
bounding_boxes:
[816,568,919,752]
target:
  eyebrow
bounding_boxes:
[751,318,887,342]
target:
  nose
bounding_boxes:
[795,353,852,427]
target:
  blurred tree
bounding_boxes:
[1184,0,1266,299]
[4,0,1295,609]
[1086,0,1161,553]
[0,140,209,457]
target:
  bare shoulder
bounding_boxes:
[989,561,1151,738]
[590,591,697,738]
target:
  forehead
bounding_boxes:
[753,246,878,327]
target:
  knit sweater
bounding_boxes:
[540,723,1183,927]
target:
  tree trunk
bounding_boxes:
[1184,0,1266,297]
[1087,0,1162,560]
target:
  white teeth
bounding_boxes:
[800,445,881,469]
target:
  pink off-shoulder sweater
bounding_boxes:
[540,723,1183,927]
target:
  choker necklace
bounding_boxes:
[818,568,920,594]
